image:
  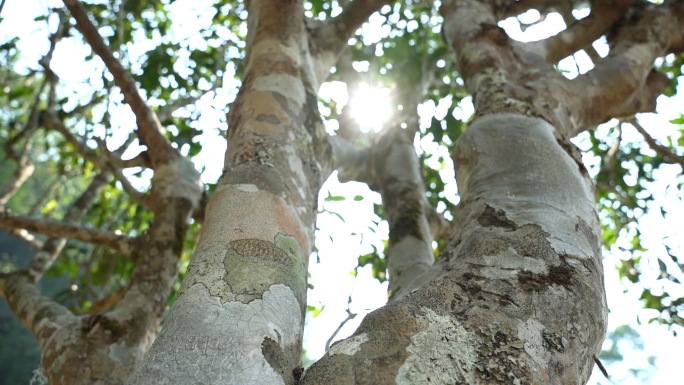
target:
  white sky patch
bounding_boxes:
[499,12,566,42]
[319,81,350,107]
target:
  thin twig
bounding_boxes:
[628,118,684,169]
[325,283,358,352]
[42,113,153,207]
[0,208,134,256]
[25,172,113,280]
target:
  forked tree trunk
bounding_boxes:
[300,113,607,385]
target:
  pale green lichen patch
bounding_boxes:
[222,233,306,304]
[177,243,231,299]
[275,232,304,264]
[396,309,477,384]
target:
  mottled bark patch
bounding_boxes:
[256,114,281,124]
[389,211,424,244]
[230,239,293,266]
[477,205,517,230]
[542,330,567,352]
[518,261,575,291]
[221,233,306,304]
[475,322,529,383]
[222,165,287,197]
[262,336,295,385]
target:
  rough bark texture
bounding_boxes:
[127,1,332,383]
[301,113,606,385]
[373,129,435,301]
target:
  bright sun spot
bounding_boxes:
[349,83,392,132]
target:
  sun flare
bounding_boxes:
[348,83,392,132]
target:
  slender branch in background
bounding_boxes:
[65,92,108,117]
[156,97,203,123]
[41,112,153,207]
[0,10,67,206]
[324,289,357,352]
[28,177,61,216]
[603,125,622,179]
[156,89,217,123]
[333,49,366,143]
[7,229,43,250]
[116,0,125,52]
[596,181,636,210]
[0,208,135,256]
[94,136,152,169]
[25,172,113,281]
[628,118,684,169]
[2,75,48,201]
[62,0,177,167]
[0,0,6,16]
[0,161,35,206]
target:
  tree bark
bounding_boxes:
[127,1,332,383]
[300,112,607,384]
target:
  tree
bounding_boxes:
[1,0,683,384]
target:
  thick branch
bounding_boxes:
[496,0,556,19]
[0,273,74,334]
[372,128,434,301]
[543,0,630,63]
[574,4,682,133]
[62,0,177,167]
[0,208,134,255]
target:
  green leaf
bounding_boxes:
[325,194,346,202]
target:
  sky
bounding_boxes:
[1,1,683,384]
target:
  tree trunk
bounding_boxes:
[127,1,332,383]
[300,113,607,384]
